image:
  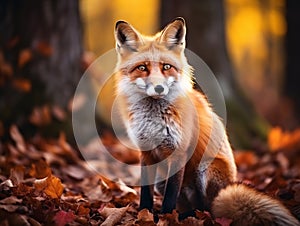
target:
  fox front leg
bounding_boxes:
[140,163,157,211]
[161,167,185,214]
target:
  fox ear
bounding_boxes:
[115,21,143,52]
[159,17,186,50]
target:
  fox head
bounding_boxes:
[114,17,193,102]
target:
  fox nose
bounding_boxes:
[154,85,164,94]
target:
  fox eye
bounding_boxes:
[137,65,147,71]
[163,64,171,70]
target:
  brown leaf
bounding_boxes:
[157,210,180,226]
[34,173,64,199]
[12,78,32,92]
[36,41,53,56]
[181,217,205,226]
[29,105,51,126]
[18,49,32,68]
[84,179,112,202]
[77,205,90,216]
[0,196,22,205]
[30,159,52,179]
[34,177,49,191]
[268,127,300,152]
[9,166,25,186]
[53,210,75,226]
[136,209,155,225]
[64,165,87,181]
[44,175,64,199]
[137,209,154,222]
[0,204,20,212]
[234,151,258,169]
[10,125,26,153]
[99,205,129,226]
[52,105,66,121]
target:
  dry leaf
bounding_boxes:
[34,177,49,191]
[29,105,51,126]
[44,175,64,199]
[0,204,20,212]
[268,127,300,152]
[9,166,25,185]
[18,49,32,68]
[234,151,258,169]
[30,159,52,179]
[137,209,154,222]
[136,209,155,225]
[53,210,75,226]
[157,210,180,226]
[34,174,64,199]
[77,205,90,216]
[36,41,53,56]
[10,125,26,153]
[99,205,129,226]
[51,105,66,121]
[12,78,32,92]
[181,217,205,226]
[0,196,22,205]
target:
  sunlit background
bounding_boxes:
[79,0,289,148]
[1,0,299,149]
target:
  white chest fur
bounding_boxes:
[127,97,182,152]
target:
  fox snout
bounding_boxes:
[135,75,175,97]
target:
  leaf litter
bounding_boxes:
[0,125,299,225]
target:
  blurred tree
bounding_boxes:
[0,0,83,138]
[284,0,300,129]
[160,0,268,148]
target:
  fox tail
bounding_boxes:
[211,183,300,226]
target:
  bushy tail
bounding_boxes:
[211,184,300,226]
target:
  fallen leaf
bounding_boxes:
[268,127,300,152]
[51,105,66,121]
[10,125,26,153]
[77,204,90,216]
[234,151,258,169]
[99,205,129,226]
[18,49,32,68]
[53,210,75,226]
[9,166,25,185]
[64,165,87,180]
[136,209,155,225]
[29,105,51,126]
[30,159,52,179]
[157,210,180,226]
[0,204,27,213]
[181,217,205,226]
[0,196,22,205]
[137,208,154,222]
[36,41,53,56]
[44,175,64,199]
[34,177,49,191]
[34,175,64,199]
[12,78,32,92]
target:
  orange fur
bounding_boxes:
[114,18,299,225]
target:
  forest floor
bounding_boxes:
[0,125,300,225]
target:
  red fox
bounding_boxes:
[114,17,299,225]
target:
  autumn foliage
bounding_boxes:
[0,124,299,225]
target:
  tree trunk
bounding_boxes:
[0,0,83,137]
[284,0,300,129]
[160,0,268,148]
